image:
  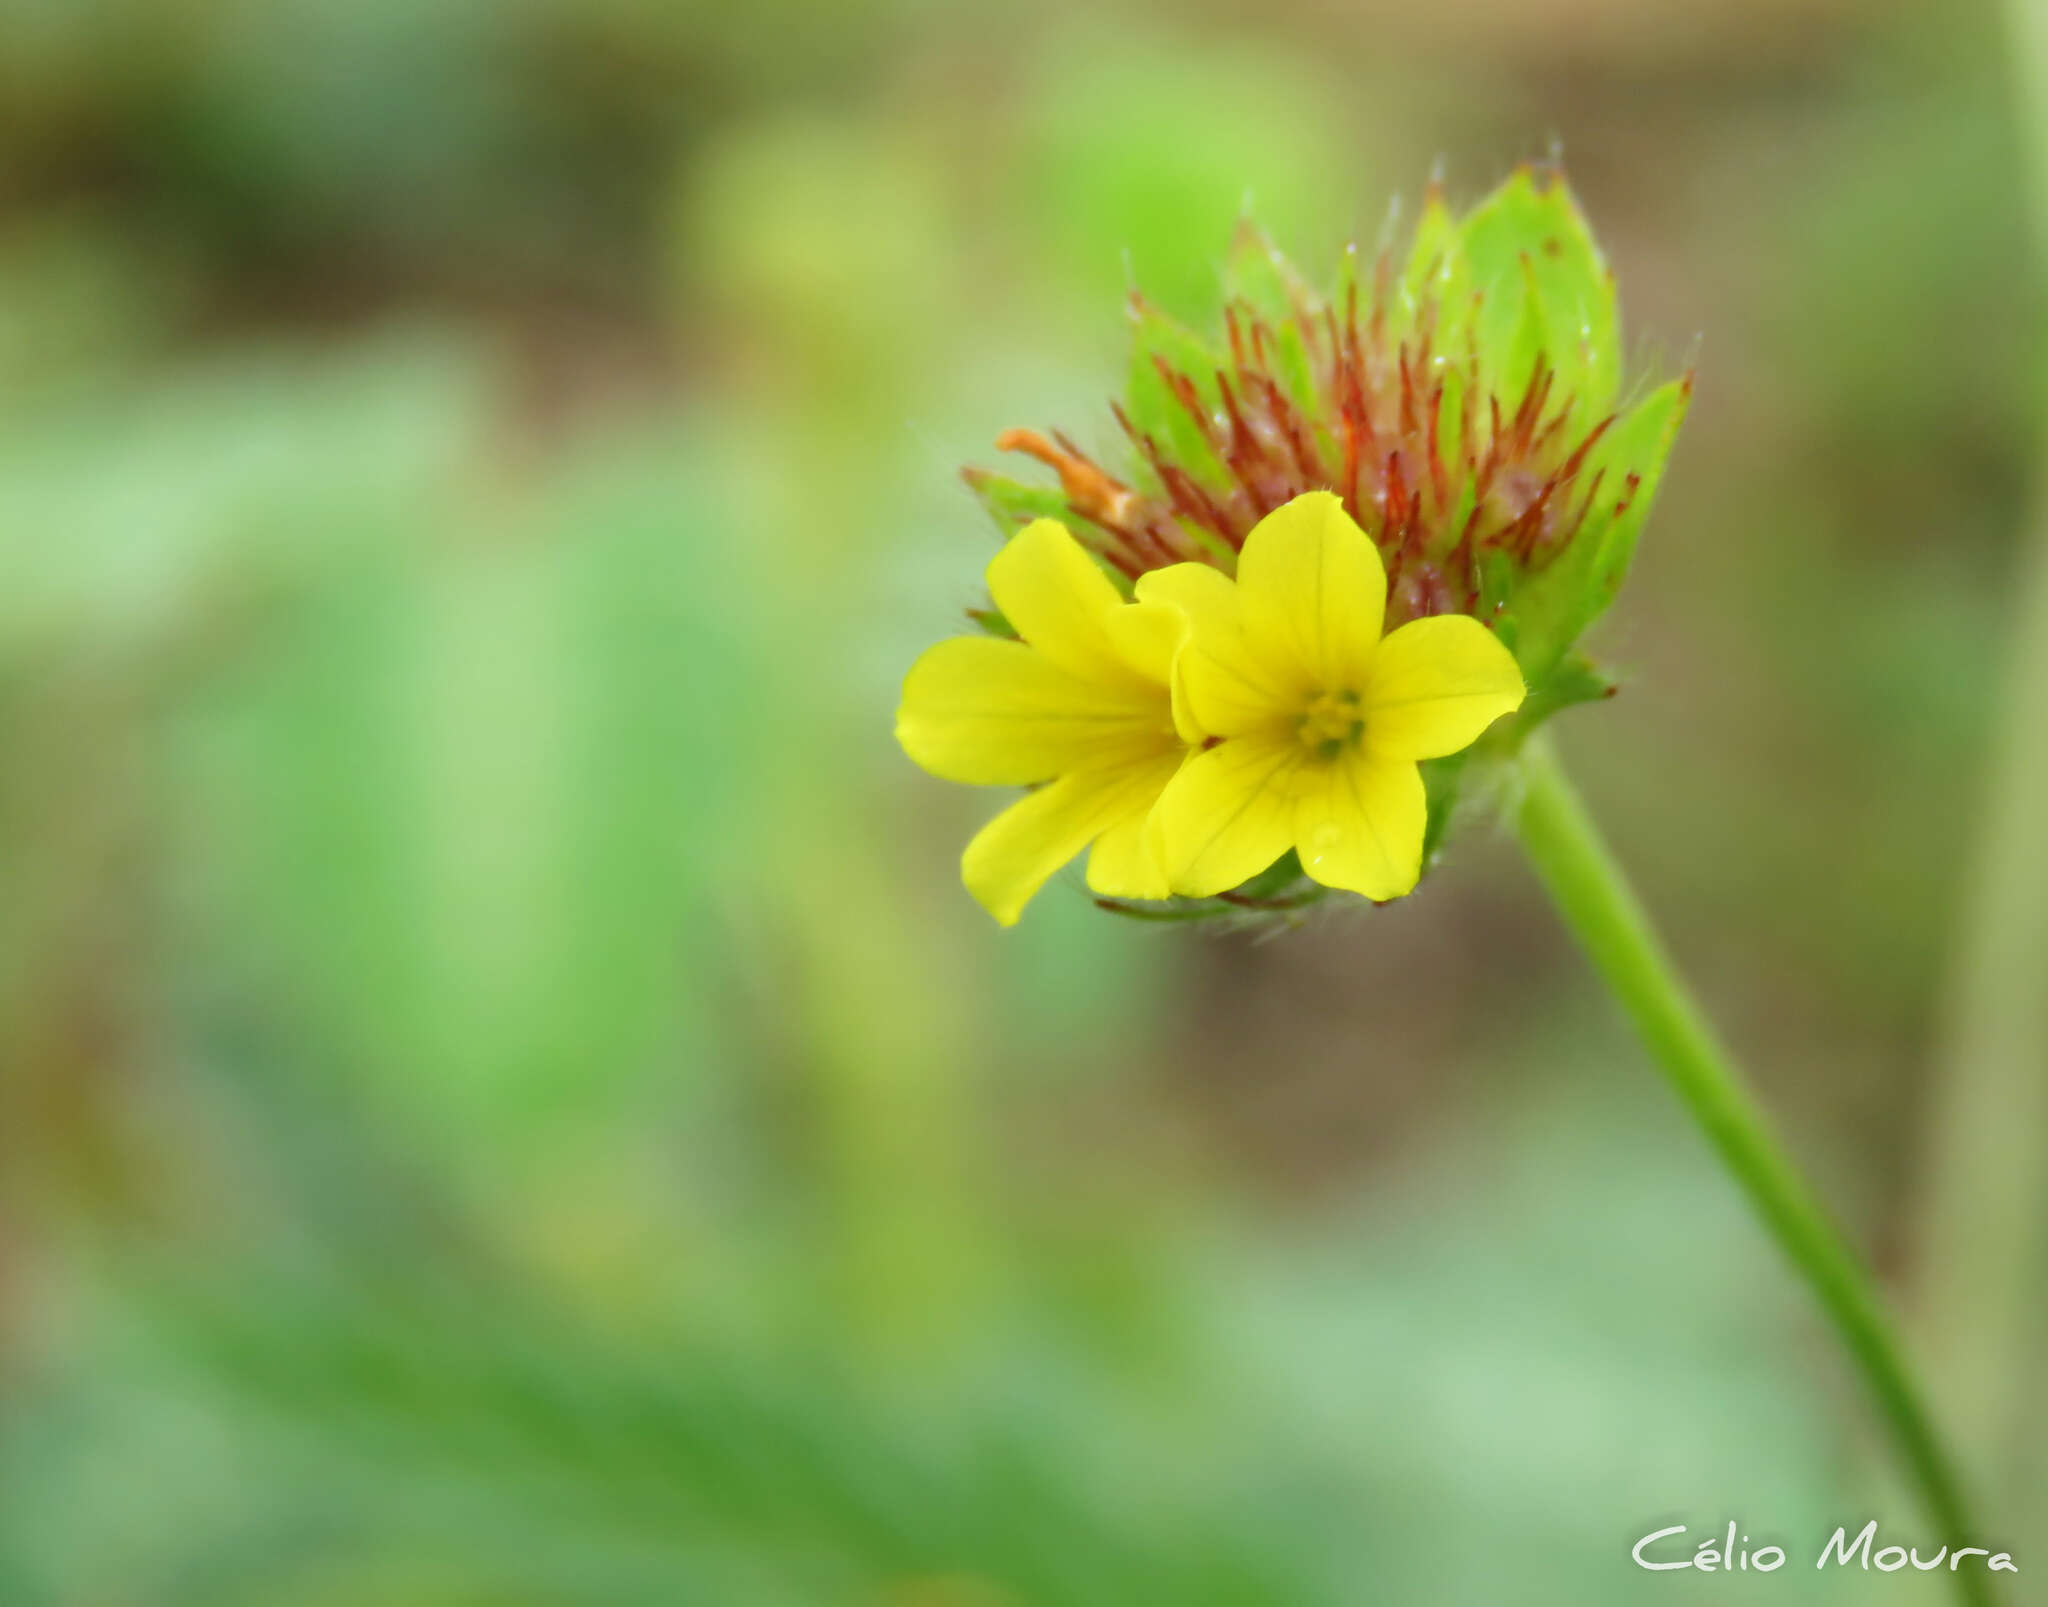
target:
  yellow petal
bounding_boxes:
[897,636,1170,786]
[1293,751,1425,900]
[1150,733,1303,897]
[1234,491,1386,688]
[1361,615,1526,760]
[985,519,1139,687]
[1101,598,1187,687]
[1084,751,1189,901]
[1133,559,1240,639]
[1136,562,1302,739]
[963,758,1179,926]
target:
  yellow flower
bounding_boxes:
[1138,492,1526,902]
[896,519,1195,925]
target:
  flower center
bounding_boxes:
[1296,689,1364,760]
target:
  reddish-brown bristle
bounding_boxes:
[1555,414,1615,486]
[986,247,1640,625]
[1423,381,1449,508]
[1257,375,1323,489]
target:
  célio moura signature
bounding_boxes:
[1633,1520,2017,1576]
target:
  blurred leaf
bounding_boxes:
[1017,28,1362,326]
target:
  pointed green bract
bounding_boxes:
[1435,363,1469,494]
[1457,168,1620,430]
[1496,377,1692,684]
[963,469,1080,534]
[1224,222,1320,416]
[1588,377,1691,602]
[1223,219,1311,326]
[1399,186,1466,341]
[1123,297,1229,488]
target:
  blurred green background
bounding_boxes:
[2,0,2045,1601]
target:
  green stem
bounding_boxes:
[1909,0,2048,1525]
[1513,736,1995,1607]
[1912,437,2048,1506]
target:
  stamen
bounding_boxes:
[1297,689,1365,758]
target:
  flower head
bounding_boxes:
[905,168,1688,924]
[896,518,1194,924]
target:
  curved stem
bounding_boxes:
[1513,736,1996,1607]
[1910,0,2048,1522]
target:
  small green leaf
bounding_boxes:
[1513,650,1618,735]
